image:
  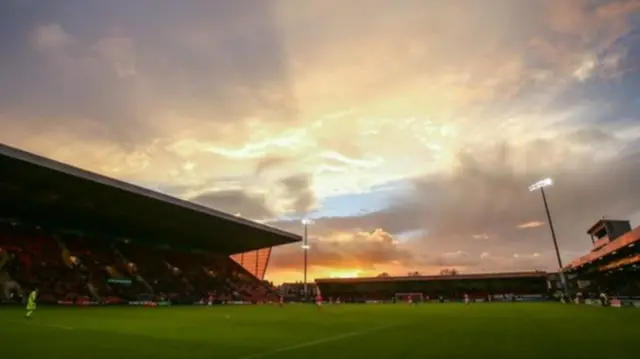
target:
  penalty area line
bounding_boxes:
[237,324,396,359]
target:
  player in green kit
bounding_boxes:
[25,288,38,318]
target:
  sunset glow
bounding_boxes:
[1,0,639,285]
[327,270,363,279]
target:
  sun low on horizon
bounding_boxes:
[1,0,640,285]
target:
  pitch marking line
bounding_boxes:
[8,320,74,330]
[238,324,396,359]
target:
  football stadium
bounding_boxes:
[2,143,640,359]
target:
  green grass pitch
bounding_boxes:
[1,303,639,359]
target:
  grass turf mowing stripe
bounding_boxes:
[237,324,397,359]
[7,320,74,330]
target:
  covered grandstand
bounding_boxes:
[564,218,640,298]
[0,143,301,304]
[315,271,551,302]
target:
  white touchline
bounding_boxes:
[237,324,396,359]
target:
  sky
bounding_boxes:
[1,0,640,284]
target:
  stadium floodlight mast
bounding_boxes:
[528,178,570,298]
[301,218,313,299]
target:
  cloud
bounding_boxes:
[255,156,291,176]
[271,142,640,275]
[190,190,274,220]
[2,0,299,153]
[1,1,639,282]
[269,228,412,271]
[278,174,316,215]
[92,35,137,78]
[517,221,546,229]
[32,23,74,52]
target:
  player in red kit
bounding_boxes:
[315,293,323,309]
[408,295,413,305]
[279,295,284,308]
[464,293,470,305]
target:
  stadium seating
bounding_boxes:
[0,223,274,304]
[116,242,200,303]
[225,262,281,303]
[61,235,147,301]
[0,224,89,303]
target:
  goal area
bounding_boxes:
[394,292,424,303]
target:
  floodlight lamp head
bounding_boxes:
[301,218,313,225]
[302,244,311,250]
[528,178,553,192]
